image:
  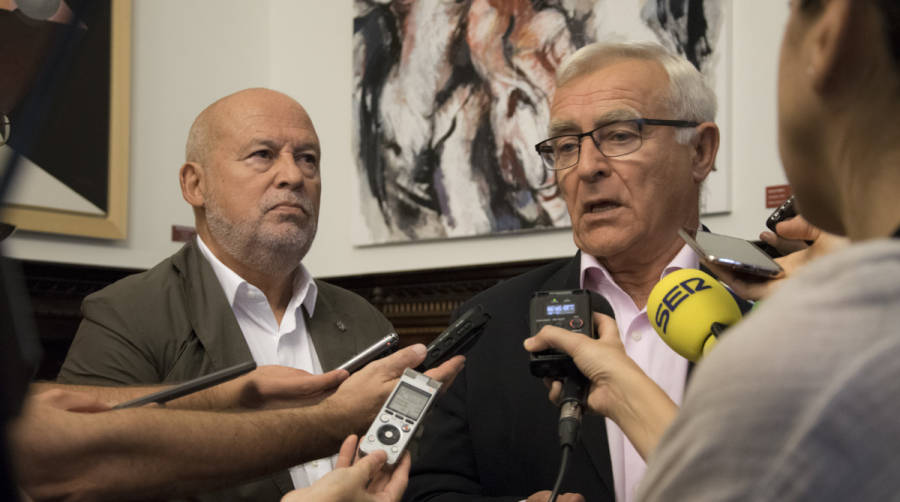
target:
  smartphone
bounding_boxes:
[679,229,782,277]
[766,195,798,232]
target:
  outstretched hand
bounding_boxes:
[281,434,410,502]
[705,216,847,301]
[230,365,349,409]
[524,313,677,460]
[321,344,465,434]
[524,313,638,418]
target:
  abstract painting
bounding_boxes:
[353,0,729,243]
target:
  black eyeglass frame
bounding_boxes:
[533,118,700,171]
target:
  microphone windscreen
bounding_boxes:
[646,269,741,362]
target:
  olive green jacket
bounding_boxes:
[59,240,393,501]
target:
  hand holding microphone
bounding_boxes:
[524,312,677,460]
[526,313,637,413]
[527,269,745,460]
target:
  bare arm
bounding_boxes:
[32,365,348,411]
[281,435,410,502]
[13,345,465,501]
[12,395,347,501]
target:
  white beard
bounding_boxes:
[204,189,318,275]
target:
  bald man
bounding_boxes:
[58,88,398,501]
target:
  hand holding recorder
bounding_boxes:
[357,368,441,465]
[321,344,464,436]
[524,313,677,460]
[282,434,410,502]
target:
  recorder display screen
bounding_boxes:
[387,383,431,420]
[546,303,575,316]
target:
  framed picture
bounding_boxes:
[353,0,730,244]
[0,0,131,239]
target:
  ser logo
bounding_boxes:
[653,277,712,334]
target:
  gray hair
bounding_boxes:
[556,41,717,144]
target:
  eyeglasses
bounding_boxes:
[534,118,699,171]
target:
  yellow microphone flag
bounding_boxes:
[647,269,741,362]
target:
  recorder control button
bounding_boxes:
[391,446,399,453]
[380,414,391,423]
[401,424,411,432]
[377,425,401,445]
[367,434,375,442]
[569,318,584,329]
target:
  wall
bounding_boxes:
[5,0,791,278]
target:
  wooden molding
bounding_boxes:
[19,256,562,378]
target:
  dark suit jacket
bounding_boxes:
[405,251,753,502]
[405,252,616,502]
[58,240,394,501]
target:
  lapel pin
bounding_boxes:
[335,320,347,332]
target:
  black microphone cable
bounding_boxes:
[548,291,612,502]
[548,443,571,502]
[548,371,588,502]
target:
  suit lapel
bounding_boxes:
[306,281,364,371]
[540,252,616,495]
[174,241,254,369]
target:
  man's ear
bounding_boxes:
[179,162,206,208]
[807,0,854,93]
[690,122,719,183]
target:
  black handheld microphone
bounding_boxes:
[528,290,614,446]
[557,372,588,447]
[557,292,613,447]
[529,290,613,502]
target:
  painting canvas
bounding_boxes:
[0,0,130,239]
[353,0,731,244]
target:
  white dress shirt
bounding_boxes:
[580,244,698,502]
[197,236,335,489]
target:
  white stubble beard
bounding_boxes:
[204,188,318,275]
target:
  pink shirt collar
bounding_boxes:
[579,243,700,299]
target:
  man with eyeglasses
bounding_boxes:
[406,42,721,502]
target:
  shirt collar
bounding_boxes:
[579,241,700,291]
[195,235,318,317]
